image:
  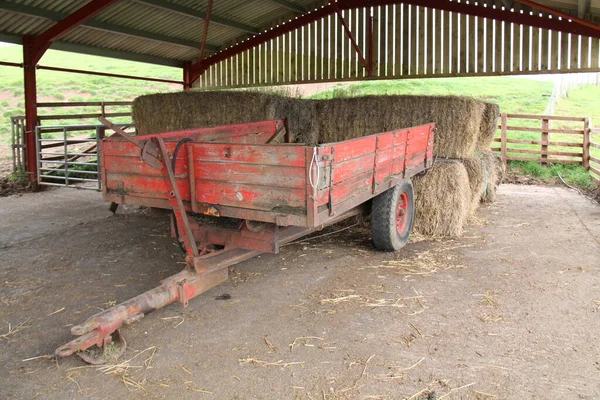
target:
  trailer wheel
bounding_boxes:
[371,180,414,251]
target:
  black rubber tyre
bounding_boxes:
[371,180,415,251]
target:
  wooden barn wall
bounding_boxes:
[194,3,600,88]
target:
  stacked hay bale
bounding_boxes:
[132,91,319,145]
[131,91,504,238]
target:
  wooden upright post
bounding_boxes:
[541,117,549,166]
[500,113,508,162]
[583,117,591,170]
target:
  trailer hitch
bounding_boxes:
[55,268,228,363]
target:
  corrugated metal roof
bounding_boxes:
[0,0,598,68]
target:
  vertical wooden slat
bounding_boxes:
[330,14,336,80]
[345,9,353,79]
[322,16,330,81]
[317,16,323,81]
[504,21,512,73]
[418,6,425,75]
[310,22,317,81]
[452,10,459,73]
[445,10,451,74]
[258,44,264,84]
[231,54,237,86]
[591,38,599,68]
[237,53,243,86]
[486,17,493,73]
[248,48,254,86]
[540,28,549,70]
[551,30,559,70]
[337,13,344,79]
[541,118,549,166]
[269,39,275,84]
[560,32,570,70]
[373,8,379,77]
[522,25,530,72]
[411,5,419,75]
[291,30,297,82]
[460,13,467,73]
[403,4,411,75]
[581,36,590,69]
[513,23,521,72]
[380,6,387,77]
[394,4,402,76]
[495,21,503,73]
[477,17,485,73]
[428,8,435,74]
[357,7,365,78]
[468,15,476,73]
[570,35,579,70]
[435,9,443,74]
[216,62,221,88]
[243,50,249,86]
[279,34,285,83]
[303,24,310,81]
[531,27,539,72]
[387,6,395,77]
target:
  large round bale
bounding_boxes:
[476,102,500,152]
[412,160,471,237]
[132,91,319,145]
[312,95,486,158]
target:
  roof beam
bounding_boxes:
[0,2,218,52]
[35,0,118,46]
[578,0,591,19]
[133,0,259,34]
[264,0,306,13]
[0,33,183,68]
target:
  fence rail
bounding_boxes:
[491,113,593,169]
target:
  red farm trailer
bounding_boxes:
[55,117,434,363]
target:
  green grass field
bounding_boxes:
[0,44,180,141]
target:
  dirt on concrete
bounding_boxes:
[0,184,599,399]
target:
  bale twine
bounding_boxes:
[476,103,500,152]
[132,91,319,145]
[412,160,471,237]
[311,95,486,158]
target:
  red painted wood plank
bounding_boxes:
[103,155,187,176]
[330,136,377,162]
[194,162,305,189]
[106,173,190,201]
[334,152,375,184]
[196,181,305,211]
[192,143,306,167]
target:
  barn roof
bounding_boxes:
[0,0,599,68]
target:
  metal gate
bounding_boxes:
[35,123,134,189]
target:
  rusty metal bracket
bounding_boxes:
[99,117,163,169]
[155,137,199,258]
[328,148,336,217]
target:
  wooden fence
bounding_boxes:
[491,114,598,178]
[591,128,600,185]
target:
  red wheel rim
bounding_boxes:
[396,192,409,235]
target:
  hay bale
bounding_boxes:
[312,95,486,158]
[412,160,470,237]
[461,156,486,216]
[480,151,505,203]
[476,102,500,152]
[132,91,319,145]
